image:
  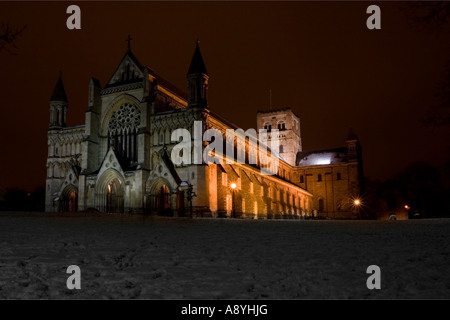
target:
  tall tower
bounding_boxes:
[256,108,302,167]
[346,127,364,192]
[49,72,68,129]
[346,128,360,163]
[187,41,209,108]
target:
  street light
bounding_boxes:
[354,199,361,206]
[181,182,196,218]
[230,183,237,218]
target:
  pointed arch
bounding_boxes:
[101,93,143,136]
[95,168,125,213]
[60,184,78,212]
[146,177,174,216]
[102,95,142,167]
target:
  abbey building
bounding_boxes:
[45,41,363,219]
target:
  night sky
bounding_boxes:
[1,1,449,191]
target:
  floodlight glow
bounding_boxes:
[314,157,331,165]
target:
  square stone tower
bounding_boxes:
[256,108,302,167]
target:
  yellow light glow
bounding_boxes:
[354,199,360,205]
[230,183,237,189]
[405,205,409,209]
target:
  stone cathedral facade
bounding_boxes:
[45,42,363,219]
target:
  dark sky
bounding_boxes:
[1,1,449,191]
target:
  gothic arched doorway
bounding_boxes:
[61,185,78,212]
[157,185,171,216]
[146,178,175,216]
[106,178,124,213]
[95,169,125,213]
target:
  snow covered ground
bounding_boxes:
[0,212,449,299]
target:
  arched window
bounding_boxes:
[108,103,141,166]
[279,145,284,153]
[318,174,322,182]
[337,172,341,180]
[300,175,304,183]
[318,198,324,212]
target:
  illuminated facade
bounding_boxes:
[293,129,364,219]
[45,42,363,219]
[256,108,364,219]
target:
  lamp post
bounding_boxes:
[181,181,196,218]
[230,182,237,218]
[188,184,197,218]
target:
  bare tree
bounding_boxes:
[0,22,27,54]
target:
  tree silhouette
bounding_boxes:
[0,22,26,54]
[0,187,45,212]
[365,162,449,218]
[396,162,447,218]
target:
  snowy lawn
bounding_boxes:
[0,212,449,299]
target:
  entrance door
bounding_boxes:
[67,191,78,212]
[157,185,171,216]
[106,179,124,213]
[61,187,78,212]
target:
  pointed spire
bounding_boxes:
[50,71,68,102]
[187,40,208,75]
